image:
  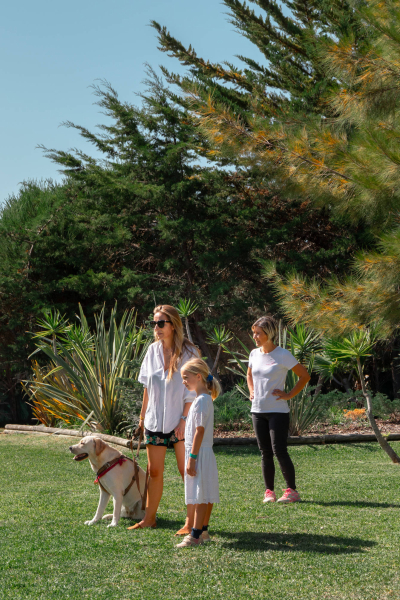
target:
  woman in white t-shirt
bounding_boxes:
[127,304,199,532]
[247,316,310,504]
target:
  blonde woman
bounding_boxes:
[247,316,310,504]
[176,358,221,548]
[128,304,199,532]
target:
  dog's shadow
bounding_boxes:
[216,530,376,554]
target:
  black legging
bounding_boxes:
[252,412,296,490]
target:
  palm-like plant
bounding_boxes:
[206,326,232,374]
[24,304,149,433]
[314,349,354,394]
[322,330,400,463]
[176,298,198,343]
[288,324,322,366]
[22,360,88,427]
[33,309,71,354]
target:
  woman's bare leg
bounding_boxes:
[174,440,195,534]
[132,444,167,527]
[203,503,213,527]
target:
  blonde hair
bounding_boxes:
[252,315,279,343]
[154,304,198,380]
[180,357,221,401]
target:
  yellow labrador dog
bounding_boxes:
[69,436,146,527]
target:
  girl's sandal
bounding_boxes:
[127,522,156,530]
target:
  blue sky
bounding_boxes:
[1,0,264,204]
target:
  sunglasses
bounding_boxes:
[150,320,172,329]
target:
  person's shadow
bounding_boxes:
[217,530,376,554]
[301,500,400,509]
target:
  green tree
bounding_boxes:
[151,0,377,295]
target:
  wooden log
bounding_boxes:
[4,424,144,448]
[214,433,400,445]
[213,437,257,445]
[287,433,400,445]
[5,424,400,446]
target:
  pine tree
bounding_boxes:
[255,0,400,337]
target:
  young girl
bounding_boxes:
[176,358,221,548]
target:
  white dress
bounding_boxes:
[184,393,220,505]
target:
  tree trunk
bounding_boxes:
[314,374,324,396]
[185,317,194,344]
[357,358,400,463]
[5,364,18,423]
[192,321,213,368]
[391,357,400,399]
[212,345,221,374]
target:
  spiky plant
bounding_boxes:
[24,304,148,433]
[206,326,233,374]
[176,298,199,343]
[321,330,400,462]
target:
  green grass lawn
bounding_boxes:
[1,435,400,600]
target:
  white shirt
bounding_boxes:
[248,346,298,413]
[185,393,214,449]
[138,341,197,433]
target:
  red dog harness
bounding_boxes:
[94,456,127,484]
[94,455,138,497]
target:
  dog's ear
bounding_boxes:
[94,438,107,456]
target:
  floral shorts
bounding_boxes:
[145,428,184,448]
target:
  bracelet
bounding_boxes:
[139,417,144,422]
[189,453,197,459]
[180,415,187,421]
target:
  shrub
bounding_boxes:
[214,389,252,430]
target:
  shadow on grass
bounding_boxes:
[218,530,376,554]
[125,517,185,530]
[301,500,400,509]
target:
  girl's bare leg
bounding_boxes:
[174,440,195,534]
[194,503,209,531]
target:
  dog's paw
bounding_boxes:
[84,519,98,526]
[107,521,118,528]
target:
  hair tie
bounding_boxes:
[206,374,213,383]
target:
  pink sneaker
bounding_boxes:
[263,489,276,503]
[277,488,301,503]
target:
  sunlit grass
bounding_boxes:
[1,435,400,599]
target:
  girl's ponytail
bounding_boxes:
[206,373,221,401]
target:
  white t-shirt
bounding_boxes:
[248,346,298,413]
[138,341,197,433]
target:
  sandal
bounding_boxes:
[127,521,156,530]
[174,526,192,536]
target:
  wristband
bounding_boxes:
[180,415,187,421]
[189,453,197,459]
